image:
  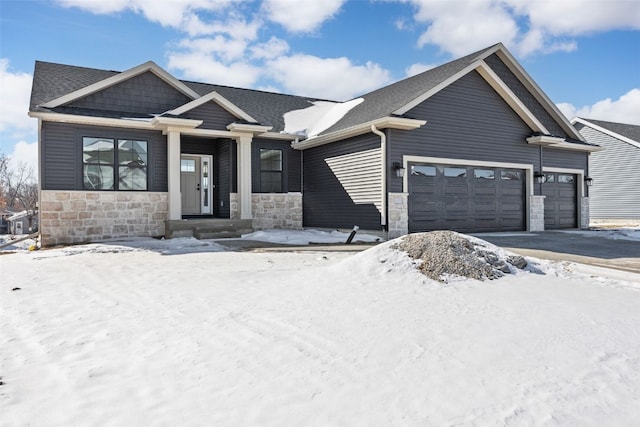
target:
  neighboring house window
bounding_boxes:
[83,137,148,190]
[259,148,283,192]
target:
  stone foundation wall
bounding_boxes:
[529,195,545,232]
[229,193,239,220]
[388,192,408,239]
[251,193,303,230]
[580,197,590,229]
[39,191,168,246]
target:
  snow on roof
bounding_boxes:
[283,98,364,138]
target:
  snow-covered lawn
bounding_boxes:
[2,232,640,426]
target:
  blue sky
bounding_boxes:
[1,0,639,172]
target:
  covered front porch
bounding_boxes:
[157,117,301,239]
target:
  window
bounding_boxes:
[474,168,495,179]
[444,167,467,178]
[83,137,147,190]
[259,148,283,192]
[411,165,436,177]
[181,159,196,172]
[501,170,522,181]
[558,174,575,184]
[545,174,555,183]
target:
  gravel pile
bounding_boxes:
[393,231,528,282]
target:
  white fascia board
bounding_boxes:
[475,61,549,134]
[151,116,203,130]
[29,111,156,130]
[572,117,640,150]
[526,134,603,152]
[41,61,199,108]
[495,49,585,142]
[226,123,273,134]
[169,128,243,138]
[166,91,257,123]
[292,117,426,150]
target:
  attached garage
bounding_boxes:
[543,172,578,229]
[408,163,526,233]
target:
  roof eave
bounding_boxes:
[526,135,602,152]
[572,117,640,149]
[292,117,426,150]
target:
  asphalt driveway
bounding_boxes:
[475,231,640,274]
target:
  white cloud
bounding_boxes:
[395,0,640,57]
[266,54,392,101]
[250,37,290,60]
[557,88,640,125]
[413,1,519,56]
[405,63,437,77]
[57,0,249,36]
[262,0,345,33]
[0,59,34,134]
[167,51,261,87]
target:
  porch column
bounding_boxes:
[167,130,182,220]
[236,135,253,220]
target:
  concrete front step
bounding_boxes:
[165,219,253,239]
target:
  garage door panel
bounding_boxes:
[408,163,526,233]
[543,172,577,229]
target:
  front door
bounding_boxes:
[181,155,213,216]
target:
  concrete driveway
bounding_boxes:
[475,231,640,274]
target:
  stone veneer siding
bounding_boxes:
[252,193,303,230]
[229,193,239,220]
[529,195,545,232]
[388,192,408,239]
[39,190,168,246]
[580,197,590,229]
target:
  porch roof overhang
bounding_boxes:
[526,134,603,152]
[291,116,426,150]
[30,111,303,141]
[226,122,273,135]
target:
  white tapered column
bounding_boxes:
[236,136,253,220]
[167,130,182,220]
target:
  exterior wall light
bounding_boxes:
[393,162,405,178]
[584,176,593,186]
[534,171,546,184]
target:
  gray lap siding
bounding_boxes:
[41,122,167,192]
[387,70,540,195]
[68,71,191,115]
[302,133,382,230]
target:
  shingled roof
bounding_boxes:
[577,118,640,145]
[319,44,499,135]
[31,43,579,142]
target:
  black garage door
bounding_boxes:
[543,172,577,229]
[408,163,526,233]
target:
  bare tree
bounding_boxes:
[0,153,38,230]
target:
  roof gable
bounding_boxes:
[573,117,640,149]
[165,91,257,123]
[41,61,199,109]
[67,71,193,115]
[321,43,584,142]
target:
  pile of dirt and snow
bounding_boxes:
[393,231,528,281]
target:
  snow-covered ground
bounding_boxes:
[2,231,640,426]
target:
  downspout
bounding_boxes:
[371,125,387,228]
